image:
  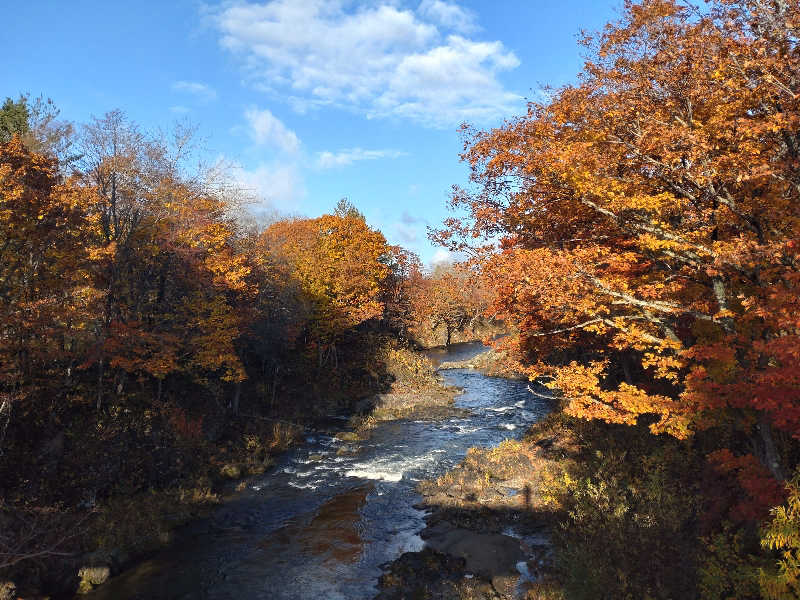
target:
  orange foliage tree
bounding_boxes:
[408,262,489,347]
[381,244,424,341]
[0,136,100,413]
[77,112,250,408]
[259,209,391,367]
[437,0,800,481]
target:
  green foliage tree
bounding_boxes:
[0,96,30,142]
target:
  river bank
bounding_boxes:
[2,343,460,600]
[375,411,573,600]
[436,348,523,380]
[49,345,454,599]
[68,345,549,599]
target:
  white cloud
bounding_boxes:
[211,1,521,127]
[232,160,306,213]
[316,147,406,169]
[172,80,218,102]
[417,0,476,34]
[244,106,301,154]
[431,248,454,265]
[373,35,520,126]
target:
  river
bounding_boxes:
[86,342,550,599]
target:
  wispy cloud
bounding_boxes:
[394,222,420,243]
[244,106,300,154]
[172,80,218,102]
[418,0,477,34]
[316,147,406,169]
[211,1,521,127]
[232,159,306,213]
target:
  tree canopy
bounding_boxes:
[439,0,800,480]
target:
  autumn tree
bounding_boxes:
[0,136,99,416]
[74,111,250,409]
[407,262,489,347]
[259,208,391,367]
[438,0,800,482]
[380,245,423,340]
[0,94,76,167]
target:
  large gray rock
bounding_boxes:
[423,524,524,579]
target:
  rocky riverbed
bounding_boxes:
[375,415,577,600]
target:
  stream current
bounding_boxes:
[86,343,550,599]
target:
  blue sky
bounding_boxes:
[4,0,620,265]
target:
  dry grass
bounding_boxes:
[267,421,302,452]
[380,343,440,393]
[89,486,220,559]
[524,580,566,599]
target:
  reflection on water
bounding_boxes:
[272,485,373,564]
[86,343,548,600]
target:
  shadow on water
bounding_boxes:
[85,343,550,600]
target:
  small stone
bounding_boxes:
[0,581,16,600]
[77,565,111,593]
[219,463,241,479]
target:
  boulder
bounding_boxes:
[423,525,524,579]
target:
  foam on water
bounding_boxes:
[287,481,321,490]
[344,450,445,483]
[386,529,425,554]
[345,469,403,482]
[455,425,480,434]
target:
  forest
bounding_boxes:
[0,97,492,594]
[3,0,800,598]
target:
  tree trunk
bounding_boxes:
[272,365,280,411]
[755,415,786,481]
[96,358,104,411]
[232,381,241,416]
